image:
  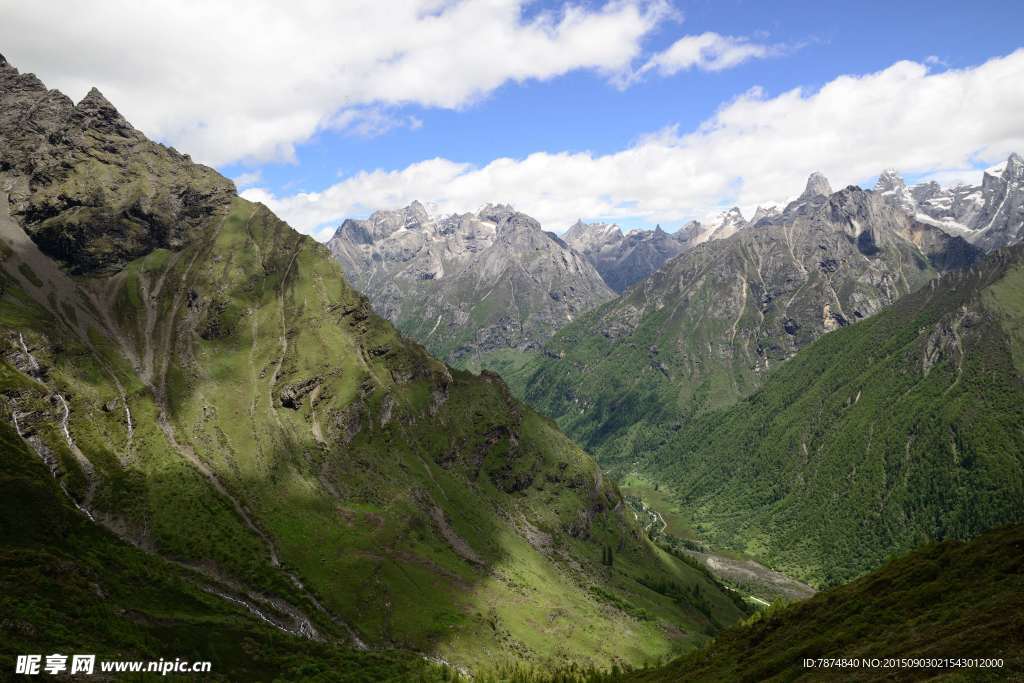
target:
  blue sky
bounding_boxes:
[228,0,1023,194]
[3,1,1024,237]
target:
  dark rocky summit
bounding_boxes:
[0,54,234,274]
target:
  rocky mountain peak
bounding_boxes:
[406,198,429,217]
[1006,152,1024,180]
[566,219,621,238]
[705,206,747,240]
[75,86,132,133]
[328,201,613,363]
[800,171,833,199]
[874,168,915,212]
[675,220,703,241]
[751,205,780,224]
[874,168,907,192]
[566,219,688,293]
[0,57,234,274]
[478,203,517,222]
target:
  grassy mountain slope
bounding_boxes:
[626,524,1024,682]
[510,185,979,465]
[640,246,1024,586]
[0,57,745,671]
[0,411,449,681]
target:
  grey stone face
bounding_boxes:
[327,202,614,365]
[564,220,687,293]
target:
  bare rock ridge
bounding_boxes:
[327,201,614,367]
[800,171,833,200]
[0,55,234,274]
[565,159,1022,297]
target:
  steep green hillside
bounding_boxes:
[0,56,745,672]
[640,246,1024,586]
[511,181,978,464]
[626,524,1024,682]
[0,412,449,681]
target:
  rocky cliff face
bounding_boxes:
[518,173,981,460]
[564,220,686,293]
[0,53,234,274]
[684,207,750,245]
[875,154,1024,250]
[968,153,1024,250]
[328,202,614,368]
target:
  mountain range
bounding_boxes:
[563,221,686,293]
[338,157,1024,387]
[0,54,745,674]
[514,172,981,459]
[327,202,614,372]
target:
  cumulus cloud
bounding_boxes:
[242,50,1024,236]
[640,32,782,75]
[0,0,669,165]
[232,171,262,189]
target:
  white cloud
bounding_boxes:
[313,226,338,243]
[232,171,262,189]
[640,32,782,75]
[327,107,425,139]
[912,167,984,188]
[0,0,669,165]
[243,50,1024,237]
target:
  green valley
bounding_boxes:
[634,245,1024,586]
[0,56,746,674]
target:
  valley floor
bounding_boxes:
[620,472,815,606]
